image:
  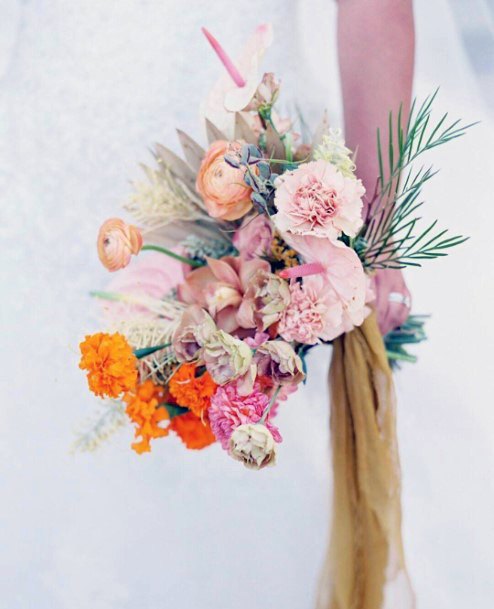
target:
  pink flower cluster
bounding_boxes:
[209,381,282,450]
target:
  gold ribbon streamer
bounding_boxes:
[317,313,415,609]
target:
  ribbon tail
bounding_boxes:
[317,312,415,609]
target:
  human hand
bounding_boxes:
[372,268,412,335]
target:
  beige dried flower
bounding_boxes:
[229,423,277,470]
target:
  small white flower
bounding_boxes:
[314,128,357,179]
[229,423,277,470]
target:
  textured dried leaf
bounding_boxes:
[233,112,258,144]
[176,129,205,173]
[265,123,285,160]
[153,143,197,193]
[143,220,229,249]
[205,119,227,144]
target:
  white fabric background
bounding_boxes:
[1,1,493,608]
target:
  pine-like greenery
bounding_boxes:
[361,91,474,269]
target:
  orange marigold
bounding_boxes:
[170,412,216,450]
[79,332,138,398]
[123,379,169,454]
[169,363,217,417]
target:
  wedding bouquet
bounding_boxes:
[76,24,469,469]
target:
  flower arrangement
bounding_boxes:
[76,24,470,469]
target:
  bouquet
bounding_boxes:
[76,24,470,471]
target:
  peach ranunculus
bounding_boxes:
[196,141,253,221]
[177,256,270,333]
[97,218,143,272]
[272,160,365,242]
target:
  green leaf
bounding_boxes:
[360,92,474,270]
[134,344,171,359]
[161,403,189,419]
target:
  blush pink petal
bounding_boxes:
[206,256,243,290]
[280,234,368,338]
[103,252,183,319]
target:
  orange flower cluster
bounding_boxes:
[79,332,138,398]
[169,363,217,418]
[123,380,169,454]
[169,412,216,450]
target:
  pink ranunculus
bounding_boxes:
[272,160,365,242]
[233,214,274,261]
[177,255,270,333]
[97,218,143,272]
[196,140,253,221]
[209,381,282,450]
[278,234,368,341]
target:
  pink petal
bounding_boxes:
[202,27,246,87]
[206,257,242,291]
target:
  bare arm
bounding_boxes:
[337,0,415,333]
[338,0,415,213]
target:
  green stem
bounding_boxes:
[134,343,171,359]
[90,290,127,302]
[260,386,281,423]
[141,244,203,268]
[386,350,417,363]
[160,402,189,419]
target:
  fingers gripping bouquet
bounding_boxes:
[77,24,470,469]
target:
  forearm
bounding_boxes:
[337,0,415,218]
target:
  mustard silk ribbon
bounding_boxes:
[317,313,415,609]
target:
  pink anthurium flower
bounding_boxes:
[201,24,273,138]
[278,234,369,341]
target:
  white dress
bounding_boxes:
[1,1,493,608]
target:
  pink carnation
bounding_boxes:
[278,234,369,341]
[278,276,343,344]
[209,382,282,450]
[272,160,364,242]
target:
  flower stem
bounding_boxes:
[260,385,281,424]
[134,343,171,359]
[141,244,203,268]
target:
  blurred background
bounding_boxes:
[1,1,493,608]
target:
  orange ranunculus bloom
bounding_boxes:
[169,412,216,450]
[169,363,217,418]
[196,140,253,221]
[97,218,143,272]
[79,332,138,398]
[123,380,169,454]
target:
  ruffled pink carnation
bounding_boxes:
[209,382,282,450]
[272,160,364,242]
[278,276,344,344]
[279,234,369,341]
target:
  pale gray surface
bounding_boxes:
[1,1,494,608]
